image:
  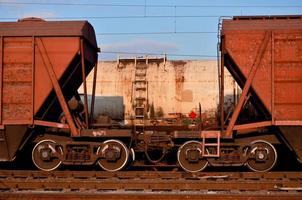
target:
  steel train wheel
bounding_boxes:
[246,140,277,172]
[32,140,63,171]
[177,141,208,173]
[97,139,129,172]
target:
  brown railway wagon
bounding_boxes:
[219,16,302,161]
[0,18,98,161]
[0,16,302,173]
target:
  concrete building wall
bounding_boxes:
[80,60,236,119]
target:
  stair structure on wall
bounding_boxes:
[133,57,148,122]
[117,55,167,132]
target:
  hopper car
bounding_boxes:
[0,16,301,172]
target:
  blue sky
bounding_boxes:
[0,0,301,60]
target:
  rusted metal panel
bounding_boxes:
[224,31,273,114]
[233,121,272,131]
[0,19,98,159]
[271,32,275,123]
[2,37,33,124]
[279,126,302,161]
[274,31,302,120]
[222,16,302,125]
[31,36,35,125]
[34,120,69,129]
[35,38,79,136]
[222,16,302,161]
[0,125,27,161]
[34,37,80,115]
[0,36,2,125]
[225,32,271,137]
[0,18,97,49]
[222,16,302,31]
[80,39,89,128]
[0,19,98,122]
[0,129,9,160]
[220,38,225,130]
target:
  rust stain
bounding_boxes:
[181,89,193,102]
[173,61,186,102]
[171,60,187,66]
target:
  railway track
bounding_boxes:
[0,170,301,199]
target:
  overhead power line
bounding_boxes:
[101,51,216,58]
[0,1,301,8]
[0,15,224,20]
[96,31,217,35]
[0,25,218,36]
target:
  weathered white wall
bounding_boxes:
[80,60,236,119]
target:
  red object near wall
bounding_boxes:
[189,111,197,119]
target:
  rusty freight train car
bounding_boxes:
[0,18,99,169]
[213,15,302,172]
[0,16,301,173]
[180,15,302,173]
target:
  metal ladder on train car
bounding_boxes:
[201,131,221,157]
[133,57,148,124]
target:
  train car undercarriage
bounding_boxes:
[30,130,280,172]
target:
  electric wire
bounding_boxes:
[0,1,301,8]
[101,51,216,58]
[96,31,217,35]
[0,15,225,20]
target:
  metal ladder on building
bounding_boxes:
[201,131,221,157]
[133,57,148,123]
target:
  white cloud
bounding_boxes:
[100,39,178,60]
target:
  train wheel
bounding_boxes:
[177,141,208,173]
[32,140,63,171]
[246,140,277,172]
[97,140,129,172]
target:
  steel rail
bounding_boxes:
[0,170,301,196]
